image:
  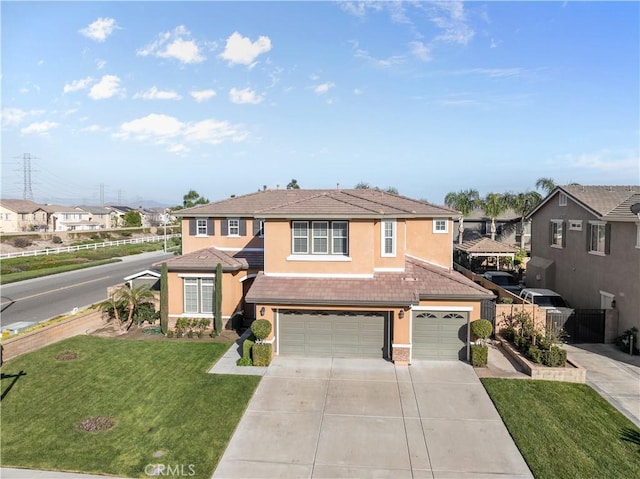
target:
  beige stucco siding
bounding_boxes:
[405,219,453,268]
[181,217,264,253]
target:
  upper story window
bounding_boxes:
[569,220,582,231]
[559,192,567,206]
[228,218,240,236]
[588,221,609,255]
[382,219,396,257]
[292,220,348,255]
[253,219,265,237]
[550,220,564,248]
[433,219,448,234]
[189,218,214,236]
[197,219,207,235]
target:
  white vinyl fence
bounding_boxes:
[0,234,181,259]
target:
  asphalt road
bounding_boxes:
[0,251,174,330]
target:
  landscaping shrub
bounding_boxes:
[499,297,514,304]
[52,235,63,244]
[470,344,488,367]
[250,319,272,341]
[12,237,32,248]
[528,345,543,364]
[471,319,493,344]
[242,337,255,360]
[166,330,174,338]
[541,346,567,367]
[236,357,252,366]
[252,343,272,367]
[133,302,158,325]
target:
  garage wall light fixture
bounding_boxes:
[260,307,265,317]
[398,310,405,319]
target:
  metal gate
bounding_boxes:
[547,309,605,344]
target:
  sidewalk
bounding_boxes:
[0,468,130,479]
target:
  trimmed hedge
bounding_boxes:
[252,343,272,367]
[471,319,493,341]
[470,344,488,367]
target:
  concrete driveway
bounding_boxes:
[213,357,532,478]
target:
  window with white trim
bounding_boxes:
[382,219,396,257]
[184,278,214,314]
[551,220,563,247]
[228,218,240,236]
[292,220,349,255]
[559,192,567,206]
[197,219,207,235]
[433,219,448,233]
[569,220,582,231]
[589,222,606,254]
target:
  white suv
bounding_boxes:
[519,288,574,319]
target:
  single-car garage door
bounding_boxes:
[412,311,468,360]
[279,311,387,358]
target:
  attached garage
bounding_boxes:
[412,310,469,360]
[278,311,388,358]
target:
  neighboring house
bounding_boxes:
[75,206,113,229]
[160,189,493,364]
[454,208,527,247]
[106,205,137,227]
[41,205,100,231]
[526,185,640,337]
[0,199,48,232]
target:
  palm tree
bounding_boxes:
[444,189,480,244]
[479,193,510,241]
[507,191,543,249]
[99,294,124,330]
[115,285,156,331]
[535,177,556,195]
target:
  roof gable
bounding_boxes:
[0,199,43,213]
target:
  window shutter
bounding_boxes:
[207,219,214,235]
[548,221,553,246]
[239,219,247,236]
[586,224,592,251]
[561,221,566,247]
[253,219,261,236]
[221,219,228,236]
[604,223,611,254]
[189,219,196,236]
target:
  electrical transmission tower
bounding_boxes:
[18,153,35,201]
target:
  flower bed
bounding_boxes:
[497,335,586,383]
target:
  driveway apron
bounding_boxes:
[213,358,532,478]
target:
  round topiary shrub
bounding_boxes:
[250,319,272,341]
[471,319,493,344]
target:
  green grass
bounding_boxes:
[1,259,122,284]
[482,378,640,479]
[1,336,260,478]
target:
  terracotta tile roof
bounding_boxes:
[41,204,85,214]
[231,249,264,270]
[0,199,43,213]
[246,256,493,306]
[453,237,519,254]
[178,189,457,218]
[154,247,249,272]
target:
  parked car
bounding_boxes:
[519,288,574,319]
[483,271,522,295]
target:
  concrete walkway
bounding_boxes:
[564,343,640,427]
[213,357,533,478]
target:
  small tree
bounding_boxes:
[214,263,223,336]
[160,263,169,334]
[123,211,142,227]
[286,179,300,189]
[251,319,272,342]
[115,285,155,331]
[99,294,125,329]
[471,319,493,345]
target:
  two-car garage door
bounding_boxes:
[279,311,387,358]
[412,311,468,360]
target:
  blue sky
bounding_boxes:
[2,1,638,206]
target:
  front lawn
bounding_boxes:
[1,336,260,479]
[482,378,640,479]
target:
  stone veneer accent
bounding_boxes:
[392,345,410,365]
[1,309,106,363]
[497,335,586,383]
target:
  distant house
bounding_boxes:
[0,199,48,233]
[454,208,527,247]
[75,206,113,229]
[526,185,640,337]
[41,205,101,231]
[105,205,137,228]
[157,188,493,364]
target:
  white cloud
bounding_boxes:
[354,45,405,68]
[409,41,431,62]
[80,124,105,132]
[354,88,363,96]
[89,75,124,99]
[96,59,107,70]
[190,89,217,102]
[313,82,335,95]
[63,77,94,94]
[114,113,248,151]
[138,26,205,64]
[133,86,182,100]
[229,87,263,104]
[1,108,45,127]
[220,32,271,67]
[20,121,59,135]
[422,1,475,46]
[450,68,524,78]
[79,17,118,42]
[559,150,639,172]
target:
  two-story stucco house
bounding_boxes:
[161,189,493,364]
[0,199,48,232]
[526,185,640,337]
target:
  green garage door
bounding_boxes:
[279,311,386,358]
[412,311,468,360]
